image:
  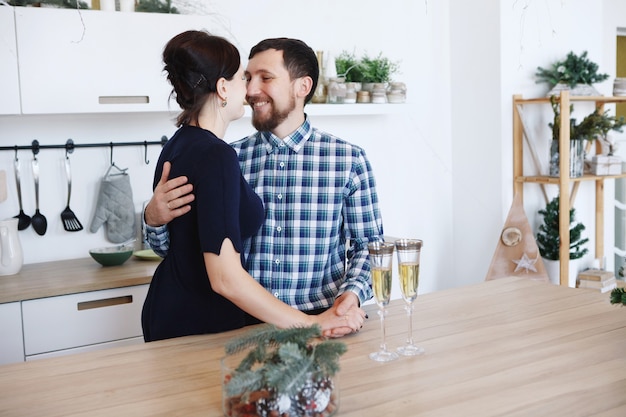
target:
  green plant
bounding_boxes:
[135,0,179,13]
[222,325,346,415]
[610,287,626,306]
[334,51,365,83]
[360,52,399,83]
[536,196,589,260]
[549,95,626,141]
[536,51,609,88]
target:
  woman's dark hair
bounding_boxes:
[249,38,319,104]
[163,30,240,127]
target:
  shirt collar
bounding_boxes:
[261,115,313,154]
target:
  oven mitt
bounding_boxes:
[90,174,136,243]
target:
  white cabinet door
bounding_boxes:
[15,8,212,114]
[22,284,148,356]
[0,302,24,365]
[0,6,21,115]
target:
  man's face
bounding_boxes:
[245,49,297,132]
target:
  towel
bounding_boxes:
[90,174,136,243]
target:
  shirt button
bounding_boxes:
[275,258,280,265]
[276,226,282,232]
[277,193,283,200]
[273,292,279,297]
[279,162,285,168]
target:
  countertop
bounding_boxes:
[0,277,624,416]
[0,256,159,304]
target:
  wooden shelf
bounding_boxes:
[513,92,625,286]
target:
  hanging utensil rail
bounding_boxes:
[1,136,168,163]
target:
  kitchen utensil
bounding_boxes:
[60,157,83,232]
[31,158,47,236]
[13,159,31,231]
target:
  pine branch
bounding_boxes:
[610,288,626,306]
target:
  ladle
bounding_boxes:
[31,158,47,236]
[13,158,31,231]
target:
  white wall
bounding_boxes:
[1,0,625,296]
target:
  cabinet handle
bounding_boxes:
[98,96,149,104]
[77,295,133,311]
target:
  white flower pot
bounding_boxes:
[543,258,581,287]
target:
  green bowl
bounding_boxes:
[89,246,134,267]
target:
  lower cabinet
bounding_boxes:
[22,284,148,360]
[0,302,24,365]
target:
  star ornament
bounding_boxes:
[512,252,539,273]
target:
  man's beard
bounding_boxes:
[251,96,295,132]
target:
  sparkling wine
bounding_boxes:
[372,267,392,306]
[399,262,420,302]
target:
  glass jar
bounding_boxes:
[327,77,347,104]
[387,82,407,103]
[344,82,357,104]
[357,90,371,103]
[371,83,387,104]
[222,353,340,417]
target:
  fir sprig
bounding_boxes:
[223,325,347,398]
[610,287,626,306]
[536,196,589,260]
[536,51,609,88]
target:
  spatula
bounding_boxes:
[60,157,83,232]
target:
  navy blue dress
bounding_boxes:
[142,126,264,342]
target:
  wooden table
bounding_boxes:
[0,277,624,416]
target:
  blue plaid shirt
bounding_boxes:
[146,117,383,311]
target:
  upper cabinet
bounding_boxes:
[14,7,210,114]
[0,6,21,115]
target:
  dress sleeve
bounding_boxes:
[195,145,246,255]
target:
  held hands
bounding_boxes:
[144,161,195,227]
[318,292,367,338]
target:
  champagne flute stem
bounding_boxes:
[378,307,388,352]
[405,302,414,346]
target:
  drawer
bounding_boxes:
[26,336,144,361]
[22,284,148,356]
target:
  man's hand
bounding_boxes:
[322,292,366,338]
[144,161,195,226]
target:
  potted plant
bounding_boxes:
[360,52,399,85]
[221,324,346,417]
[536,51,609,96]
[536,196,589,286]
[548,96,626,177]
[334,51,365,84]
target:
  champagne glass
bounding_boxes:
[367,241,398,362]
[395,239,424,356]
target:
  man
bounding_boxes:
[145,38,383,336]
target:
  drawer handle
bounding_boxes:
[77,295,133,311]
[98,96,150,104]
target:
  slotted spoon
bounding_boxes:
[61,157,83,232]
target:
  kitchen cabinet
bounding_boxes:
[0,302,24,365]
[513,92,626,285]
[14,7,211,114]
[22,284,148,360]
[0,6,21,115]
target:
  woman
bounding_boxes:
[141,30,363,342]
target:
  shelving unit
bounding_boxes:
[512,92,626,286]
